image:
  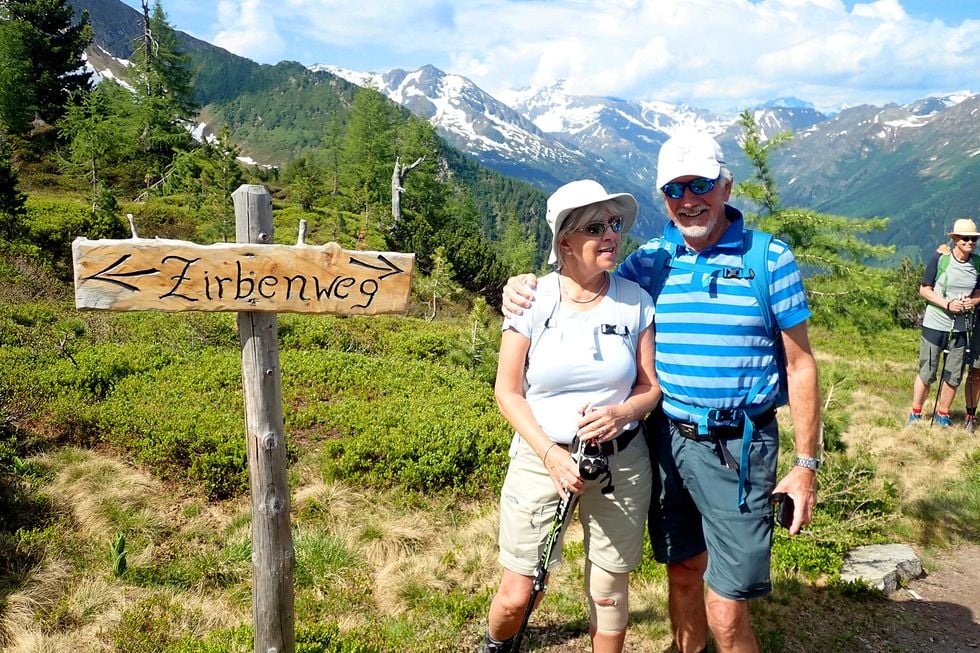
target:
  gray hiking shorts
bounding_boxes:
[918,327,968,386]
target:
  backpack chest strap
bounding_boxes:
[668,257,756,281]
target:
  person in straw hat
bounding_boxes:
[479,180,661,652]
[908,217,980,428]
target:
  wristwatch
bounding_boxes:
[794,454,821,471]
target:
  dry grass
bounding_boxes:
[45,448,167,541]
[2,448,251,651]
[0,560,72,649]
[838,351,976,504]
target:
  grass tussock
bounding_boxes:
[0,560,72,649]
[45,448,167,540]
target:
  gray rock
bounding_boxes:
[840,543,923,595]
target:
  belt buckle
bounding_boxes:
[705,408,741,429]
[675,421,699,439]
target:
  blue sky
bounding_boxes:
[118,0,978,112]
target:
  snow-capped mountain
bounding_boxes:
[315,63,666,235]
[316,61,977,252]
[315,63,842,237]
[497,80,726,191]
[69,0,979,257]
[316,64,596,178]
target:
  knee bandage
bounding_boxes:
[585,560,629,632]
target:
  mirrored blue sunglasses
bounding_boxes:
[661,177,718,200]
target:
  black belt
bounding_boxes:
[670,407,776,441]
[559,424,641,456]
[601,424,640,455]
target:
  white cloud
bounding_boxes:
[200,0,979,111]
[212,0,286,62]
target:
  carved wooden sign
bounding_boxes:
[72,237,415,315]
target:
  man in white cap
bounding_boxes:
[503,131,821,653]
[908,217,980,428]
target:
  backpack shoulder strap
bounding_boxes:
[526,272,560,361]
[742,229,777,338]
[936,252,951,295]
[648,240,679,302]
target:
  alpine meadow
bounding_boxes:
[0,0,978,652]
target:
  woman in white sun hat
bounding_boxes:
[479,180,661,653]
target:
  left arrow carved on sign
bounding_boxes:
[81,254,161,291]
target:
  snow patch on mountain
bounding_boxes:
[83,46,134,91]
[309,64,374,87]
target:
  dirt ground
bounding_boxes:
[881,543,980,652]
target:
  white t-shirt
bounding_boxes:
[503,272,655,444]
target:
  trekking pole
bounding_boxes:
[965,309,976,424]
[930,317,957,428]
[511,490,579,653]
[964,310,974,406]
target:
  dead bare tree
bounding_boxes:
[390,155,424,228]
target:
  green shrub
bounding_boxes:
[278,314,468,362]
[98,350,247,498]
[111,594,204,653]
[23,196,127,271]
[272,205,359,250]
[283,350,510,496]
[294,623,383,653]
[166,624,253,653]
[771,453,898,578]
[124,199,199,240]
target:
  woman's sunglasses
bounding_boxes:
[661,177,718,200]
[577,216,624,236]
[959,236,978,243]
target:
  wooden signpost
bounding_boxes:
[72,232,413,314]
[72,185,415,653]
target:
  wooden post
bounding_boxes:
[72,188,414,652]
[234,184,295,653]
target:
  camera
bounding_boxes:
[770,492,794,529]
[572,436,614,494]
[574,436,609,481]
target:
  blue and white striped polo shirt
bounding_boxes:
[616,207,811,422]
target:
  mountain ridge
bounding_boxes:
[320,60,977,253]
[70,0,978,256]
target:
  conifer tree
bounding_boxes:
[0,0,92,132]
[393,119,444,224]
[341,87,396,209]
[283,152,325,211]
[736,109,791,217]
[59,84,131,212]
[133,0,196,116]
[195,127,245,242]
[130,0,196,181]
[0,132,26,240]
[734,110,897,332]
[496,213,536,277]
[321,113,343,196]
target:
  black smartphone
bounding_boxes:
[770,492,794,529]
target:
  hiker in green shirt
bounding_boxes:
[909,218,980,428]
